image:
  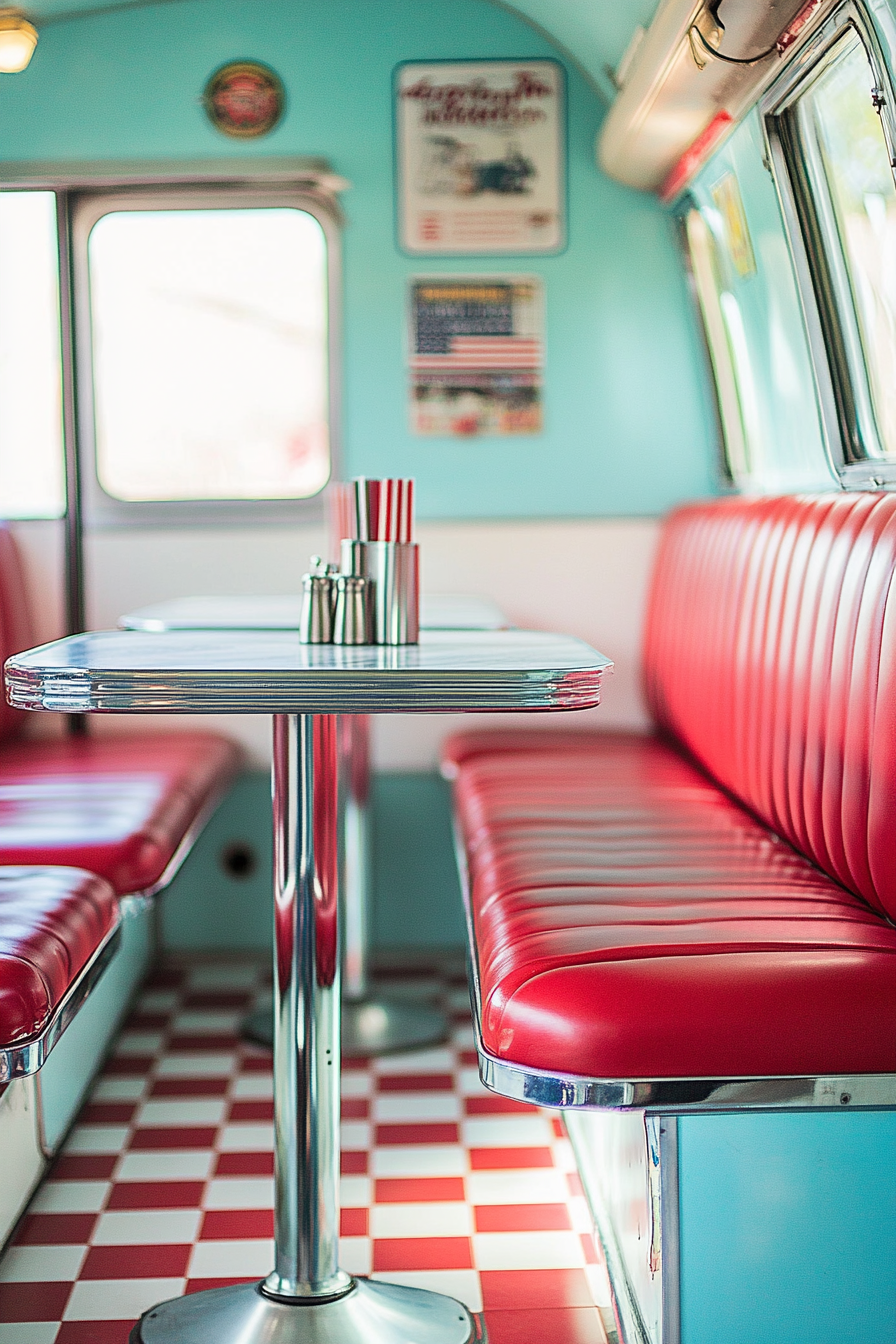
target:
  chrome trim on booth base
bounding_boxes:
[565,1115,657,1344]
[475,1044,896,1111]
[453,818,896,1114]
[0,921,122,1083]
[4,629,610,716]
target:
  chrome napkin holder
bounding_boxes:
[341,539,419,646]
[300,543,419,646]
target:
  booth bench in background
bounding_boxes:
[0,524,241,1245]
[445,493,896,1344]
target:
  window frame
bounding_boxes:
[70,178,342,527]
[763,1,896,488]
[678,205,742,488]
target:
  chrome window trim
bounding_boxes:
[674,205,739,492]
[69,177,343,528]
[451,814,896,1114]
[762,0,896,484]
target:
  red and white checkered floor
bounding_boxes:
[0,960,613,1344]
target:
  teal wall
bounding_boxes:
[0,0,717,518]
[160,773,274,952]
[161,770,463,953]
[369,774,464,947]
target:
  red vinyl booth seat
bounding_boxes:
[445,495,896,1084]
[0,866,117,1046]
[0,734,241,895]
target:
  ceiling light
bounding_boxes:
[0,9,37,74]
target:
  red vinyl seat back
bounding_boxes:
[644,494,896,923]
[0,525,36,744]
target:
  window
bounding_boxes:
[85,201,330,509]
[0,192,65,518]
[685,207,754,483]
[772,11,896,472]
[68,183,338,524]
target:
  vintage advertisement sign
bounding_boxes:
[203,61,285,139]
[711,171,756,279]
[409,276,543,436]
[396,60,564,254]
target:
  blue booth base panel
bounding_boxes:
[678,1110,896,1344]
[38,897,154,1153]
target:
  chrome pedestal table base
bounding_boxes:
[242,714,449,1058]
[133,714,474,1344]
[131,1277,474,1344]
[243,996,449,1056]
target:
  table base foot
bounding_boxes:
[131,1276,476,1344]
[243,999,450,1057]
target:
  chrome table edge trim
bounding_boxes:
[5,668,604,715]
[4,630,611,716]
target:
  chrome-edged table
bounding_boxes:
[117,594,513,1057]
[5,628,611,1344]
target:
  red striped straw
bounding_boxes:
[368,480,381,542]
[342,477,414,543]
[327,482,353,558]
[404,479,414,543]
[383,478,393,544]
[396,480,405,545]
[355,478,368,541]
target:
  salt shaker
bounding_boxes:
[299,556,336,643]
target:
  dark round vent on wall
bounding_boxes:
[220,842,258,879]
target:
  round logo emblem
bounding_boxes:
[203,61,285,139]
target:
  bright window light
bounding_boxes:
[0,191,65,519]
[88,207,330,502]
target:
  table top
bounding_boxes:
[5,628,611,716]
[119,593,511,632]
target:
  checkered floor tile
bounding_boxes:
[0,960,613,1343]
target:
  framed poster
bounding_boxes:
[395,60,565,254]
[409,276,543,436]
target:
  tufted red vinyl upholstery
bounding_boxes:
[0,866,118,1046]
[645,494,896,922]
[445,495,896,1081]
[0,734,241,896]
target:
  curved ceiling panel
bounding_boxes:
[494,0,661,93]
[25,0,659,99]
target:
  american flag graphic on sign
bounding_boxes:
[410,278,543,436]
